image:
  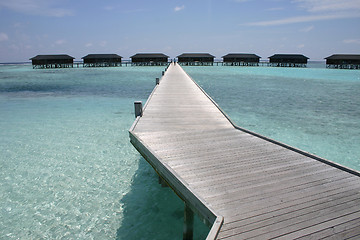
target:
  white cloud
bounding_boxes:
[244,0,360,26]
[9,44,20,50]
[0,0,73,17]
[244,12,359,26]
[297,44,305,48]
[121,8,149,14]
[104,6,114,11]
[343,39,360,44]
[0,32,9,41]
[300,25,314,32]
[174,5,185,12]
[54,39,66,45]
[85,43,93,48]
[266,7,284,11]
[13,22,25,28]
[293,0,360,12]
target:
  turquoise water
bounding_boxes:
[1,64,359,239]
[0,65,208,240]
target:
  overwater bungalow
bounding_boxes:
[130,53,169,66]
[325,54,360,69]
[30,54,75,69]
[269,54,309,67]
[222,53,261,66]
[177,53,215,66]
[82,54,122,67]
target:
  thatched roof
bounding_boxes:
[130,53,169,58]
[222,53,261,59]
[269,54,309,60]
[177,53,215,58]
[82,54,122,59]
[325,54,360,60]
[30,54,75,60]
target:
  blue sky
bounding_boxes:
[0,0,359,62]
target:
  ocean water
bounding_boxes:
[0,64,209,240]
[0,63,359,239]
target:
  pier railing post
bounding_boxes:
[156,77,160,85]
[158,176,168,187]
[134,101,143,118]
[183,204,194,240]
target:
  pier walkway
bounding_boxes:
[129,63,360,239]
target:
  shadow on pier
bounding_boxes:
[116,158,209,240]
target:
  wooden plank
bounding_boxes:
[207,178,356,218]
[219,208,360,239]
[193,166,338,200]
[209,174,356,212]
[295,217,360,239]
[218,194,360,239]
[271,211,360,240]
[190,164,335,192]
[220,186,360,233]
[177,155,318,180]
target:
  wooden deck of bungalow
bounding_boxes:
[128,63,360,240]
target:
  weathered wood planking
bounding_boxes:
[129,63,360,239]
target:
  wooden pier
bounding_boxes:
[129,63,360,239]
